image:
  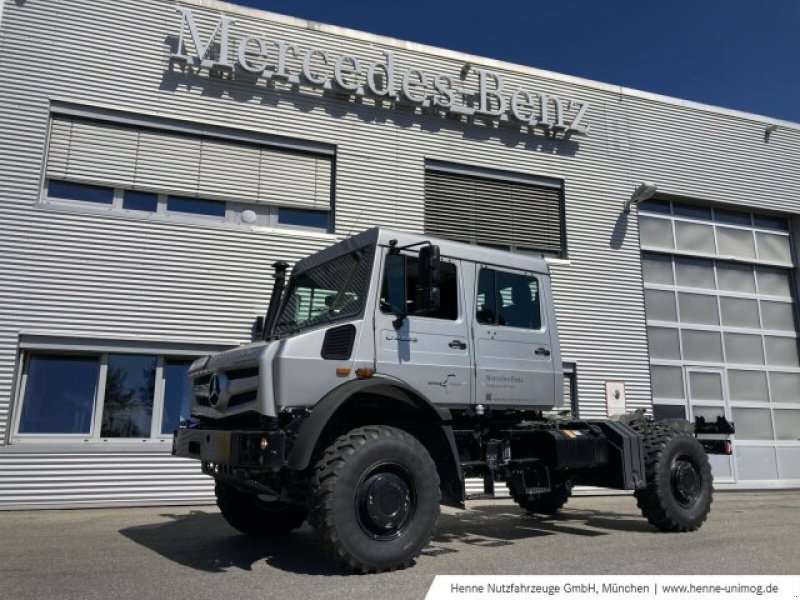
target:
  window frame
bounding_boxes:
[41,180,333,234]
[41,105,337,236]
[378,253,461,322]
[475,266,545,332]
[9,337,226,448]
[423,160,568,259]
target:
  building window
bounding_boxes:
[123,190,158,212]
[48,181,114,204]
[14,346,206,442]
[101,354,158,438]
[167,195,227,218]
[43,112,335,233]
[278,207,330,231]
[424,161,565,257]
[18,355,100,434]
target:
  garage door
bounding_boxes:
[639,199,800,485]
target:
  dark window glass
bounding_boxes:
[653,404,687,420]
[48,180,113,204]
[123,190,158,212]
[18,354,99,434]
[754,214,789,231]
[638,199,671,214]
[278,207,329,230]
[476,268,542,329]
[167,195,226,217]
[161,360,192,435]
[673,203,712,220]
[715,208,751,227]
[380,256,458,320]
[101,354,156,438]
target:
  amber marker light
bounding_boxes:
[336,367,351,377]
[355,367,375,379]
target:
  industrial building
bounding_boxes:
[0,0,798,508]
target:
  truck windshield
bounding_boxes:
[274,246,374,336]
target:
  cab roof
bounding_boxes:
[292,228,551,276]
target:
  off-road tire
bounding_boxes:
[308,425,441,573]
[510,481,572,515]
[216,483,307,536]
[634,425,713,532]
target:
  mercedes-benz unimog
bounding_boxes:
[173,227,732,573]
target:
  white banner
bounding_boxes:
[425,575,800,600]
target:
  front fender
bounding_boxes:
[285,375,451,471]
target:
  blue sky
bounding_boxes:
[235,0,800,123]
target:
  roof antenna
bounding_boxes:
[344,206,368,238]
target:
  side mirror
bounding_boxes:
[415,245,441,315]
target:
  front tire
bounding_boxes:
[216,483,307,536]
[634,425,713,531]
[309,425,441,573]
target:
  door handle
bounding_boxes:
[534,347,551,357]
[449,340,467,350]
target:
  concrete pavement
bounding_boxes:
[0,491,797,600]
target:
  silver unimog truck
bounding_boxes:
[173,227,732,573]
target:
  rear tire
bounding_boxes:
[634,425,713,532]
[309,425,441,573]
[510,481,572,515]
[215,482,307,536]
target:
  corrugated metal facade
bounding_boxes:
[0,0,798,508]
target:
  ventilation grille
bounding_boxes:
[321,324,356,360]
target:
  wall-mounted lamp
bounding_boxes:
[765,123,778,142]
[241,209,257,224]
[624,182,658,213]
[460,62,472,78]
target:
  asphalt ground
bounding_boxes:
[0,491,798,600]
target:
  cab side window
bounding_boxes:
[476,268,542,329]
[380,256,459,320]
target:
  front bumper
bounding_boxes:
[172,428,287,475]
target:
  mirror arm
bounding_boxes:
[388,239,433,254]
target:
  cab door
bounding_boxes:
[472,265,558,407]
[374,251,472,407]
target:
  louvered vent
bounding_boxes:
[321,324,357,360]
[424,166,564,255]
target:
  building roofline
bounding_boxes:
[178,0,799,132]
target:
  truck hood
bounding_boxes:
[190,341,271,377]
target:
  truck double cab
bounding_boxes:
[173,227,730,573]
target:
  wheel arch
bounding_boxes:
[286,376,464,507]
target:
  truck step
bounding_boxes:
[465,493,497,500]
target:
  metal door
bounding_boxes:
[375,256,472,406]
[473,265,556,407]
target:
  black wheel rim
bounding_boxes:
[670,454,702,508]
[355,463,416,541]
